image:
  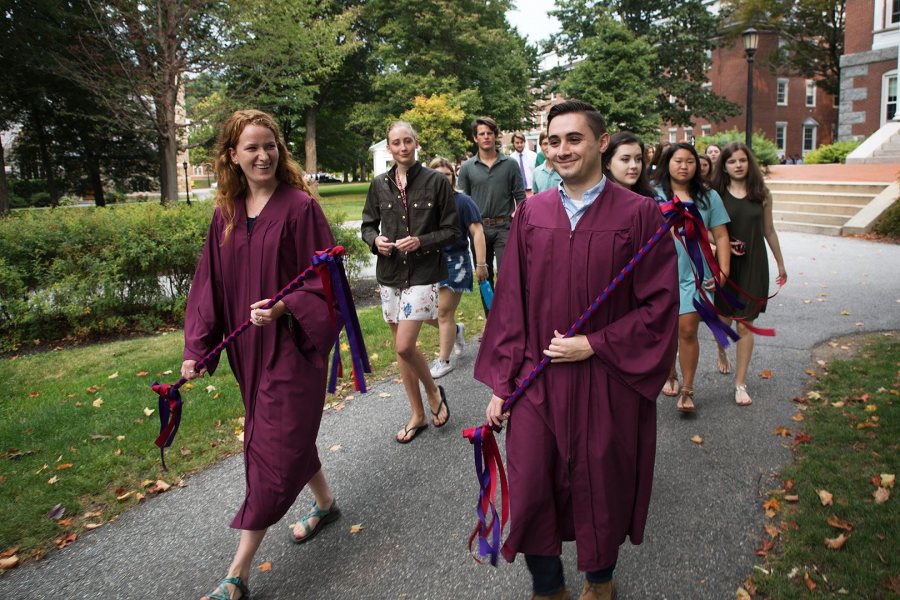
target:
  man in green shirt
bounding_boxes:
[457,116,525,303]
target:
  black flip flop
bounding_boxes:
[431,385,450,428]
[396,423,428,444]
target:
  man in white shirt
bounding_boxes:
[509,132,537,196]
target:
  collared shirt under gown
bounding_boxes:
[184,183,337,530]
[473,182,679,571]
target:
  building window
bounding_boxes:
[683,127,693,142]
[701,125,712,136]
[668,128,678,143]
[775,122,787,153]
[883,72,898,125]
[805,80,816,107]
[802,124,817,154]
[776,79,789,106]
[891,0,900,25]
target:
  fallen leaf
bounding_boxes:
[881,473,895,489]
[378,392,392,398]
[824,533,849,550]
[213,392,221,400]
[831,401,845,408]
[773,426,792,437]
[92,398,103,408]
[807,391,821,400]
[205,385,216,394]
[113,448,122,456]
[690,435,704,445]
[47,504,65,520]
[136,370,149,377]
[818,489,833,506]
[74,402,84,407]
[736,587,751,600]
[329,444,342,453]
[873,487,890,504]
[56,463,73,471]
[108,372,119,379]
[47,476,58,485]
[28,391,39,398]
[182,383,193,390]
[257,561,272,572]
[805,369,816,377]
[759,369,773,379]
[116,491,133,502]
[0,555,20,570]
[148,479,171,494]
[783,493,798,503]
[369,353,379,360]
[792,413,804,422]
[54,533,77,549]
[57,517,73,527]
[162,369,173,375]
[794,433,812,444]
[180,447,192,456]
[83,510,102,518]
[826,515,853,532]
[135,492,146,503]
[754,538,774,556]
[803,299,812,304]
[804,572,817,591]
[764,524,780,538]
[134,418,143,424]
[143,407,154,417]
[350,523,364,534]
[865,404,878,412]
[840,309,850,315]
[84,523,103,530]
[116,435,125,441]
[784,479,794,491]
[85,385,100,394]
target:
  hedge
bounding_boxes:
[802,140,862,164]
[0,201,368,352]
[697,130,780,166]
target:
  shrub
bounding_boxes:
[29,192,52,207]
[0,202,369,350]
[697,130,780,166]
[872,198,900,239]
[803,140,862,164]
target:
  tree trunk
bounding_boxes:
[158,138,169,205]
[87,149,105,207]
[0,136,9,215]
[31,108,60,207]
[305,105,318,194]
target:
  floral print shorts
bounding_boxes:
[379,283,438,323]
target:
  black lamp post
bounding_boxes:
[182,160,191,205]
[742,27,759,150]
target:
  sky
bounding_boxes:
[506,0,561,46]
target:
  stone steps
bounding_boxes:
[766,179,889,236]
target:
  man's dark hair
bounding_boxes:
[471,116,499,138]
[511,132,526,143]
[547,100,607,138]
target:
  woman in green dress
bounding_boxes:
[712,143,787,406]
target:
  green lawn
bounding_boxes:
[750,334,898,599]
[0,290,487,559]
[316,181,369,222]
[317,182,370,197]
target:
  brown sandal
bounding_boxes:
[677,387,695,413]
[662,376,680,397]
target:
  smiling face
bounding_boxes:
[607,142,643,188]
[547,112,609,187]
[229,124,279,188]
[668,148,697,186]
[724,149,749,181]
[387,125,418,168]
[474,124,497,153]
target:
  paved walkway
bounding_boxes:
[1,232,898,599]
[767,163,899,182]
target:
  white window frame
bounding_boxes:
[668,128,678,143]
[805,80,816,107]
[776,79,789,106]
[683,127,693,142]
[802,124,817,154]
[892,0,900,25]
[882,70,898,125]
[775,122,787,153]
[701,125,712,136]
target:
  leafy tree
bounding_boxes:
[697,130,780,166]
[359,0,536,141]
[400,94,469,161]
[222,0,361,177]
[558,13,659,136]
[720,0,845,100]
[552,0,741,126]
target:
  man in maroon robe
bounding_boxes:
[475,100,679,600]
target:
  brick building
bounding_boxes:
[838,0,899,140]
[676,30,838,160]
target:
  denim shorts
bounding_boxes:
[438,248,473,293]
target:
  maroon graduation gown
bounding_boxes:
[184,183,336,530]
[473,182,679,571]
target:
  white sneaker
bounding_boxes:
[453,323,465,356]
[429,358,453,379]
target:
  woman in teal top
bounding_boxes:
[653,143,730,413]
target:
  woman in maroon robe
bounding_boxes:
[476,101,678,599]
[183,110,339,600]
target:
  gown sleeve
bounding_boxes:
[473,204,528,399]
[584,199,680,400]
[183,212,225,374]
[280,199,339,360]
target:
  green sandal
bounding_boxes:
[291,500,341,544]
[204,576,250,600]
